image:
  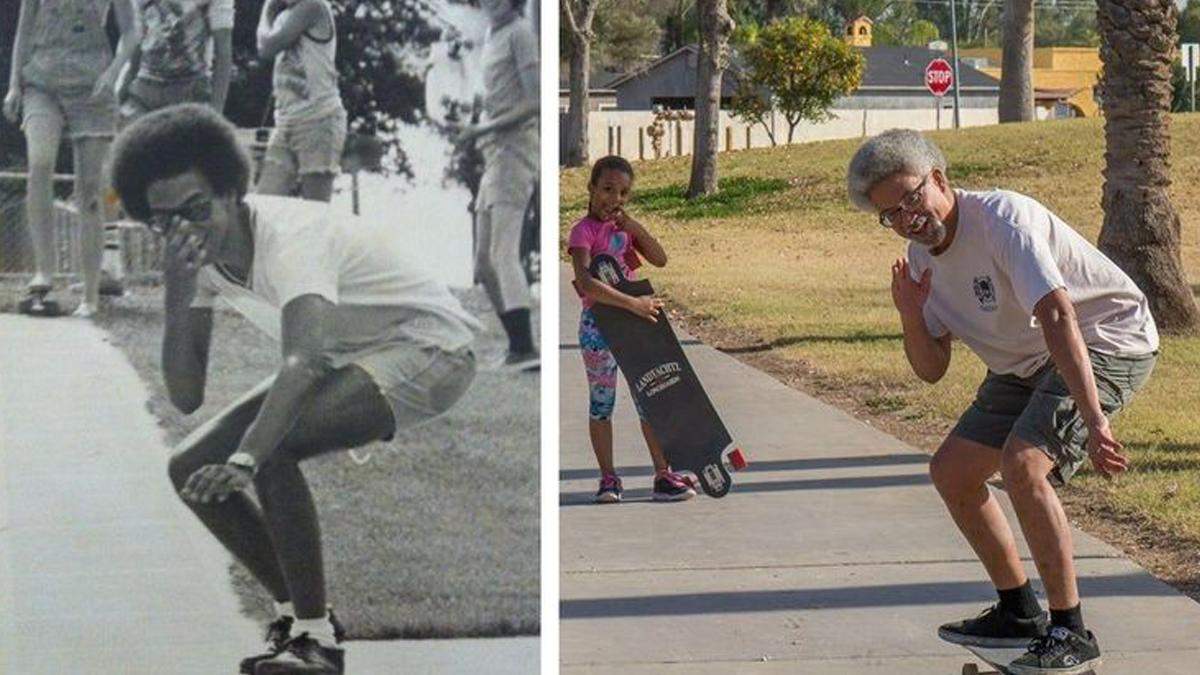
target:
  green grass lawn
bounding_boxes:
[1,280,539,639]
[560,115,1200,547]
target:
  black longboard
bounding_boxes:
[587,254,747,497]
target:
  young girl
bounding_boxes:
[567,155,696,503]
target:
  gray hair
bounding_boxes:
[846,129,948,212]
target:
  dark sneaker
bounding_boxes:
[1007,626,1101,675]
[239,616,294,674]
[253,633,345,675]
[502,350,540,372]
[938,604,1048,647]
[240,609,345,674]
[595,474,623,503]
[652,469,697,502]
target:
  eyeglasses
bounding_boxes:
[878,174,931,229]
[146,198,213,235]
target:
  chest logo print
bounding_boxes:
[973,275,998,312]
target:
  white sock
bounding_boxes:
[293,614,338,648]
[274,601,295,619]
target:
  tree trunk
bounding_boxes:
[1097,0,1200,333]
[565,37,591,167]
[998,0,1034,122]
[688,0,733,199]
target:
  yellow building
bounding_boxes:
[958,47,1103,118]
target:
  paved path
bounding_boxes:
[0,315,537,674]
[558,265,1200,674]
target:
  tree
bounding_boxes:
[689,0,735,199]
[562,0,604,168]
[1096,0,1200,333]
[998,0,1035,122]
[227,1,464,179]
[731,16,864,145]
[594,1,663,71]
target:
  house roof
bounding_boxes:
[604,45,698,90]
[857,46,999,90]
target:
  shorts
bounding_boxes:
[952,349,1157,485]
[263,107,348,178]
[580,308,644,421]
[120,76,213,124]
[478,123,537,210]
[22,85,115,140]
[344,340,477,437]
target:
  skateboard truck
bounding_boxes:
[17,286,64,317]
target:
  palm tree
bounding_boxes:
[688,0,734,198]
[1096,0,1200,332]
[562,0,603,167]
[999,0,1034,122]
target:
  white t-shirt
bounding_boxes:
[908,189,1159,377]
[193,195,483,356]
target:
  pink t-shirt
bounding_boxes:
[567,215,642,308]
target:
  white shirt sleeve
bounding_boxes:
[208,0,236,31]
[989,220,1066,316]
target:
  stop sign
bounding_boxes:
[925,58,954,97]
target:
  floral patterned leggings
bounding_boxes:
[579,308,645,421]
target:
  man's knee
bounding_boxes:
[1001,438,1052,495]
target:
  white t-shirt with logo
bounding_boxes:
[907,189,1158,377]
[192,195,483,358]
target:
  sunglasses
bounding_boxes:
[878,173,931,229]
[146,198,213,235]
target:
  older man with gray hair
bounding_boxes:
[847,128,1158,674]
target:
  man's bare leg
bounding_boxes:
[929,435,1028,590]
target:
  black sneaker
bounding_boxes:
[240,609,346,674]
[253,633,345,675]
[1007,626,1101,675]
[938,604,1048,647]
[239,616,293,674]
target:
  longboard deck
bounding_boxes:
[587,254,746,497]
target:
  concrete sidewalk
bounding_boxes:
[558,265,1200,673]
[0,315,537,674]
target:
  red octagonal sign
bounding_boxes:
[925,58,953,97]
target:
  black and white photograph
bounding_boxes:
[0,1,541,673]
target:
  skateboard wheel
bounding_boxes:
[728,448,747,470]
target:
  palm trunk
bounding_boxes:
[688,0,733,199]
[1096,0,1200,333]
[998,0,1034,122]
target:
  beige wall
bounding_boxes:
[585,107,1000,162]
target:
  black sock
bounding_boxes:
[499,308,534,354]
[997,581,1042,619]
[1050,604,1085,635]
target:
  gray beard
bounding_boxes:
[910,217,947,250]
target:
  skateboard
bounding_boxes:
[17,286,64,317]
[587,254,747,497]
[956,644,1098,675]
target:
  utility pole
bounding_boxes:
[949,0,962,128]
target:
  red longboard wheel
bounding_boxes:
[728,448,747,470]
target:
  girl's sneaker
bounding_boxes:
[652,469,696,502]
[595,474,623,503]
